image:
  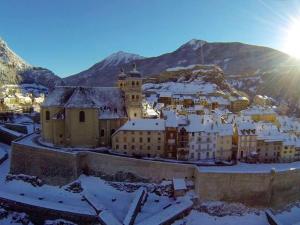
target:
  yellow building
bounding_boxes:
[229,96,249,112]
[241,106,277,123]
[280,141,296,162]
[41,86,127,147]
[256,139,282,163]
[215,124,233,161]
[253,95,273,107]
[111,119,165,157]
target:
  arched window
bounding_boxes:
[45,111,50,121]
[79,111,85,122]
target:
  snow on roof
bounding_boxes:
[237,121,256,135]
[137,199,193,225]
[99,210,122,225]
[143,79,217,96]
[159,92,172,98]
[163,110,179,127]
[42,86,126,118]
[42,86,75,107]
[241,106,276,116]
[119,119,165,131]
[172,178,187,190]
[0,126,23,137]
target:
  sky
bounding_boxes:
[1,0,300,77]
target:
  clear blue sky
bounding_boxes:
[1,0,300,77]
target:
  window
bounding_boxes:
[132,95,135,100]
[134,113,137,117]
[131,145,135,150]
[147,137,151,143]
[158,137,161,142]
[124,145,127,150]
[157,146,161,150]
[132,137,135,142]
[116,145,119,150]
[123,137,127,142]
[100,129,105,137]
[139,137,143,143]
[79,111,85,122]
[45,111,50,120]
[136,81,139,86]
[132,81,135,86]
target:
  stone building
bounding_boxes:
[111,119,165,157]
[229,96,249,112]
[41,65,144,148]
[117,65,143,119]
[41,86,127,147]
[235,122,257,161]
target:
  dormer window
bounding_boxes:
[79,111,85,122]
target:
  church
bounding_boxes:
[40,65,143,148]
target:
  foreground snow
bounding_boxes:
[173,210,268,225]
[2,142,300,224]
[199,161,300,173]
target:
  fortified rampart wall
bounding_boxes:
[10,140,300,208]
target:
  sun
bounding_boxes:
[283,17,300,59]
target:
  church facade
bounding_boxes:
[40,65,143,148]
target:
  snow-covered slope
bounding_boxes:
[101,51,145,68]
[64,51,145,86]
[64,39,292,88]
[0,38,29,71]
[0,37,63,89]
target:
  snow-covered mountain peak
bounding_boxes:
[0,37,30,70]
[185,39,207,50]
[102,51,145,67]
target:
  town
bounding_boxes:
[37,64,300,164]
[2,1,300,223]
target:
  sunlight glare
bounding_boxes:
[283,17,300,59]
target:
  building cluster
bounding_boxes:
[0,84,45,113]
[40,66,300,163]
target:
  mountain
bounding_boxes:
[0,37,64,89]
[64,39,294,87]
[64,51,144,86]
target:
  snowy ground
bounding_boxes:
[173,210,268,225]
[199,161,300,173]
[2,142,300,224]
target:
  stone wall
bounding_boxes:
[194,170,272,207]
[78,152,195,182]
[10,140,300,208]
[11,142,79,185]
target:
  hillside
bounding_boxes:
[0,38,63,89]
[64,39,294,87]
